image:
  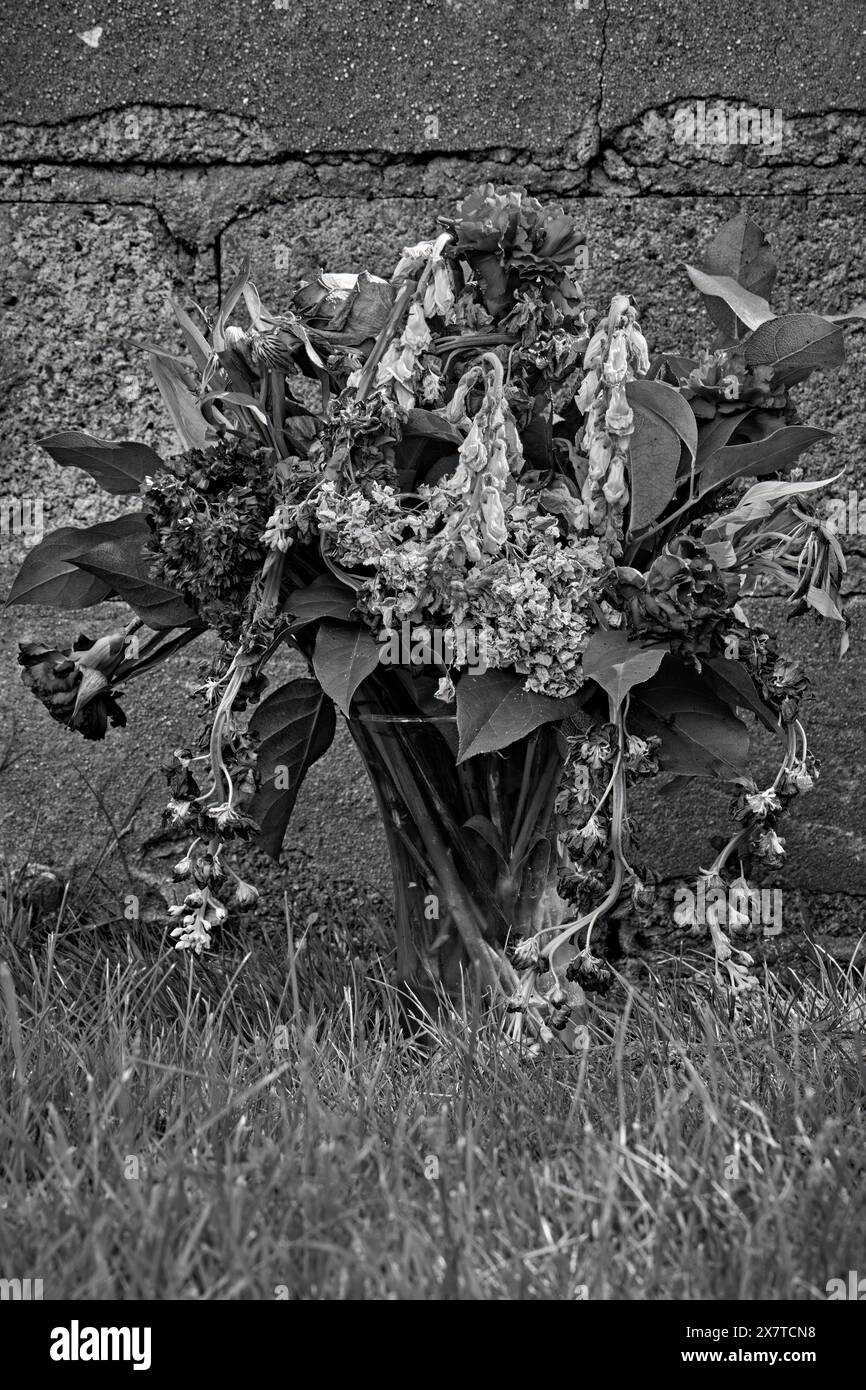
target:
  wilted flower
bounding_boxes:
[480,486,507,551]
[756,829,786,865]
[172,848,196,881]
[789,767,814,794]
[577,814,606,853]
[164,797,193,827]
[510,937,540,971]
[579,732,612,771]
[604,387,633,437]
[18,634,128,741]
[233,879,260,909]
[745,788,782,818]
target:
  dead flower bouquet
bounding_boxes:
[11,185,857,1045]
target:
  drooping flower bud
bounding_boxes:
[480,487,507,551]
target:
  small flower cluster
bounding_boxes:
[313,348,619,696]
[161,742,261,951]
[144,437,275,642]
[555,720,660,921]
[682,347,791,413]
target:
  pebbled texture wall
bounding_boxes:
[0,1,864,963]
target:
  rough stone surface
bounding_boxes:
[0,1,603,152]
[601,0,866,128]
[1,7,865,967]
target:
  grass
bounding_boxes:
[0,883,865,1301]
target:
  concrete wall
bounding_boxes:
[1,2,864,959]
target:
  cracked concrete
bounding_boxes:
[1,3,865,963]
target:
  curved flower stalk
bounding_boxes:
[9,186,859,1041]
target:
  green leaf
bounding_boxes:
[743,314,845,387]
[702,214,777,340]
[170,298,213,373]
[805,585,844,621]
[5,515,145,610]
[248,678,337,859]
[70,533,200,630]
[284,573,357,624]
[713,473,842,533]
[147,352,210,450]
[631,659,750,778]
[39,431,163,495]
[213,257,250,352]
[581,628,667,710]
[823,304,866,326]
[625,411,678,533]
[698,425,831,495]
[695,409,753,466]
[704,657,780,733]
[626,380,698,532]
[335,272,395,346]
[462,814,508,865]
[648,354,699,382]
[627,380,698,464]
[403,409,464,446]
[312,621,380,716]
[455,668,586,763]
[685,265,775,334]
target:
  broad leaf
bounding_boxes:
[248,678,337,859]
[702,214,777,339]
[648,353,699,383]
[581,627,667,709]
[625,408,679,533]
[71,532,199,629]
[6,514,146,610]
[703,539,737,569]
[698,425,831,495]
[805,585,844,621]
[312,621,380,716]
[627,379,698,464]
[148,352,210,450]
[704,657,781,733]
[39,431,162,495]
[685,265,775,333]
[743,314,845,387]
[626,380,698,531]
[632,705,750,779]
[695,409,753,466]
[631,659,750,778]
[403,409,464,446]
[284,573,357,624]
[456,668,586,763]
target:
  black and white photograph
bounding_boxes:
[0,0,864,1346]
